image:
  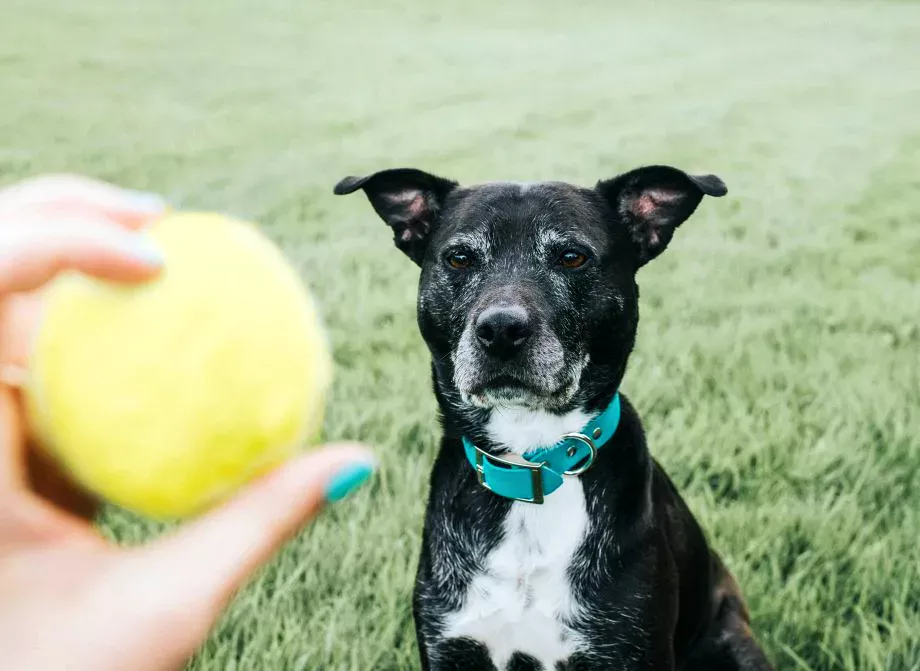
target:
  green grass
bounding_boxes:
[3,0,920,668]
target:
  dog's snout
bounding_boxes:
[475,306,533,360]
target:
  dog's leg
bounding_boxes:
[683,561,773,671]
[422,637,498,671]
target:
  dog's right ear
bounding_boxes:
[334,168,458,266]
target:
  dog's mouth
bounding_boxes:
[461,371,580,410]
[471,373,530,393]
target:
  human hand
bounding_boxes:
[0,175,375,671]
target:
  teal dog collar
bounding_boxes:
[462,393,622,504]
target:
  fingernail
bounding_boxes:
[124,189,168,213]
[325,462,375,503]
[127,235,166,267]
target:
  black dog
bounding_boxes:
[335,165,773,670]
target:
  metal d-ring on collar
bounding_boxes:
[560,432,598,476]
[462,393,622,505]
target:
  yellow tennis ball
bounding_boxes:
[24,212,333,519]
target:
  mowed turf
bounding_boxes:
[2,0,919,668]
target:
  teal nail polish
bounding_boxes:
[129,236,166,266]
[325,462,375,503]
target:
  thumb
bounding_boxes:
[134,444,376,622]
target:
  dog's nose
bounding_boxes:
[475,306,533,359]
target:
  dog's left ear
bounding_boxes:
[334,168,458,266]
[596,165,727,266]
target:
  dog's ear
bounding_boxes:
[596,165,727,266]
[334,168,458,265]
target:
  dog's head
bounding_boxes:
[335,166,725,412]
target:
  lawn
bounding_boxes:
[2,0,919,668]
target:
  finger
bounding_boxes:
[0,174,166,229]
[136,444,376,620]
[25,438,101,521]
[0,218,164,297]
[0,381,102,540]
[0,292,44,383]
[0,379,100,518]
[0,384,25,489]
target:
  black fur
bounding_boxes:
[335,166,772,670]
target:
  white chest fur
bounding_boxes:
[442,407,594,670]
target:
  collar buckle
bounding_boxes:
[560,433,598,476]
[473,445,546,504]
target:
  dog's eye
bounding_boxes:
[559,251,588,269]
[447,252,473,270]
